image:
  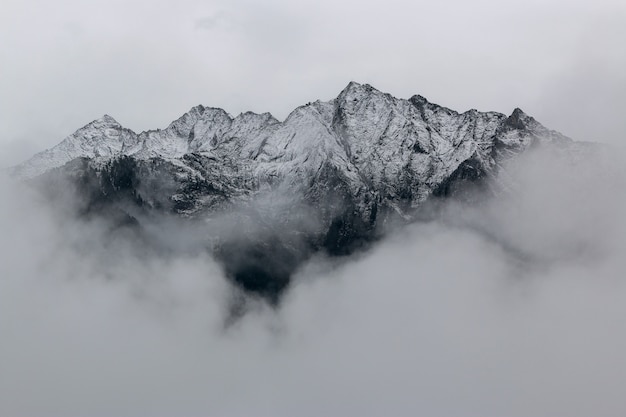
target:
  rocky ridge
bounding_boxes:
[12,82,578,301]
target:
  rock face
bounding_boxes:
[12,82,577,301]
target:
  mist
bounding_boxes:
[2,144,626,417]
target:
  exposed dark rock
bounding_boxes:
[14,82,582,303]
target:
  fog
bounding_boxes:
[2,145,626,416]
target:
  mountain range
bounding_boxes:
[12,82,586,302]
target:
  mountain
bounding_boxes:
[12,82,581,302]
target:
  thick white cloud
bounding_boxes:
[1,0,625,168]
[1,144,626,416]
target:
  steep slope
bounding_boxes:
[12,82,576,302]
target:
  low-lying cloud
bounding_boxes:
[1,144,626,417]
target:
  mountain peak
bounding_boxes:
[337,81,382,101]
[511,107,527,117]
[13,83,572,183]
[71,114,123,132]
[15,84,584,302]
[11,83,582,301]
[409,94,430,106]
[78,114,122,131]
[343,80,362,90]
[505,107,534,130]
[96,114,120,125]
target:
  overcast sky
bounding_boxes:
[1,0,625,167]
[2,3,626,415]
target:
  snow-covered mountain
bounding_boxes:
[12,82,582,301]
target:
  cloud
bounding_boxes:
[195,12,229,31]
[1,143,626,416]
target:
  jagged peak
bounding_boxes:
[201,106,232,116]
[12,82,576,182]
[505,107,535,130]
[409,94,460,117]
[189,104,206,114]
[409,94,430,105]
[90,114,121,127]
[166,106,232,131]
[232,111,279,128]
[511,107,528,118]
[71,114,123,133]
[337,81,384,102]
[235,110,277,121]
[187,105,232,119]
[342,80,362,91]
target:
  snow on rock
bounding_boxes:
[12,82,574,213]
[10,82,589,301]
[11,115,136,178]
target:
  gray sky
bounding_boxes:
[2,3,626,414]
[1,0,625,167]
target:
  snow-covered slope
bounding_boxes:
[12,82,579,300]
[13,115,134,178]
[13,82,570,205]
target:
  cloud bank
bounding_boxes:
[1,145,626,416]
